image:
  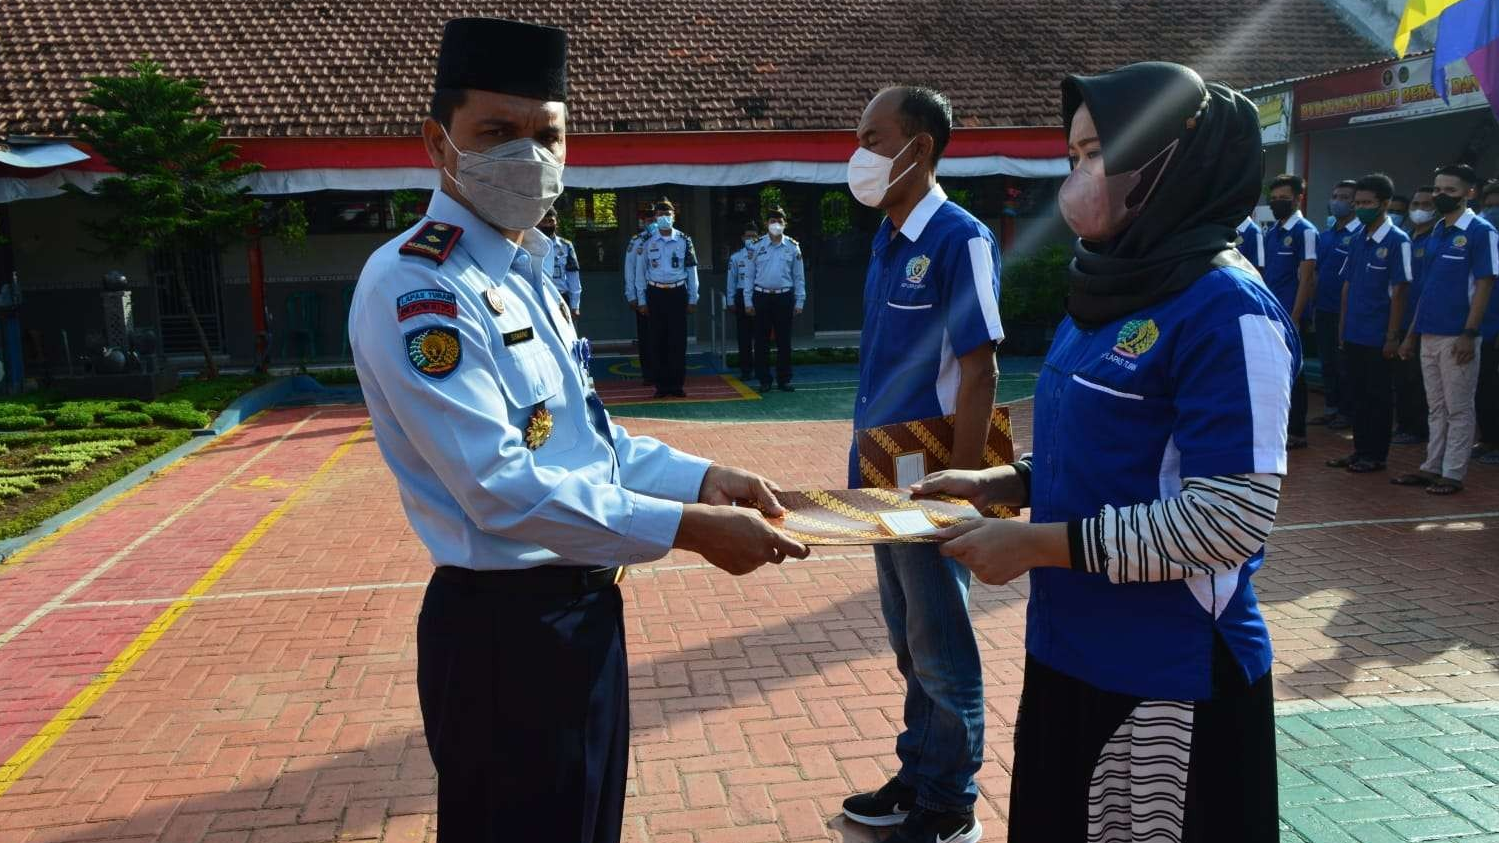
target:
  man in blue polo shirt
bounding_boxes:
[1397,164,1497,494]
[838,85,1002,843]
[1311,179,1362,428]
[1330,173,1411,474]
[1264,174,1319,448]
[1236,215,1264,271]
[1394,186,1440,445]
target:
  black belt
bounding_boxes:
[433,564,625,594]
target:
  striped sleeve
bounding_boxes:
[1067,473,1282,584]
[1301,227,1318,262]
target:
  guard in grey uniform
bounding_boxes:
[744,206,806,391]
[638,198,699,398]
[346,19,808,843]
[726,221,760,380]
[538,206,582,317]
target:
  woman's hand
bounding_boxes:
[911,466,1025,511]
[934,520,1069,585]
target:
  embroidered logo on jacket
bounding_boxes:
[1112,319,1161,360]
[405,326,462,379]
[905,255,931,285]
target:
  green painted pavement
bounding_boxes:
[1277,705,1499,842]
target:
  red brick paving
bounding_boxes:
[0,397,1493,842]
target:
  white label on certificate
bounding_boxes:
[878,509,937,537]
[895,452,926,489]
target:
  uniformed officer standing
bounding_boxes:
[347,19,808,843]
[623,218,657,386]
[726,222,760,381]
[538,206,582,318]
[639,198,699,398]
[744,206,806,391]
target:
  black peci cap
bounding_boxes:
[435,18,568,102]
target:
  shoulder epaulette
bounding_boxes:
[400,221,463,264]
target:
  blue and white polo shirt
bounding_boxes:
[1263,211,1319,318]
[1413,209,1499,339]
[1027,266,1300,700]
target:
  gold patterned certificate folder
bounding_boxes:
[759,489,981,546]
[854,406,1018,519]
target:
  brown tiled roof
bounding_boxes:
[1,1,1389,138]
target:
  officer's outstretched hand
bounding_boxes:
[698,464,785,514]
[675,504,810,576]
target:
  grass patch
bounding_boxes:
[310,368,360,386]
[0,429,192,541]
[160,373,269,414]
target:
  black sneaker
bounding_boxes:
[843,777,917,827]
[880,807,982,843]
[759,381,774,393]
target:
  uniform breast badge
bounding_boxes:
[525,405,554,450]
[485,287,506,315]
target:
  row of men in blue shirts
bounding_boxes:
[618,199,809,396]
[1233,164,1499,494]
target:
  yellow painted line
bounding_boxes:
[0,421,370,798]
[0,410,271,570]
[721,374,764,401]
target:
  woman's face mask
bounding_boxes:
[1058,139,1179,243]
[440,123,564,232]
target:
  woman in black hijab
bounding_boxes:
[917,62,1298,841]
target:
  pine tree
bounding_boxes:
[65,59,267,378]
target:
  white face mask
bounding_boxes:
[440,124,564,231]
[1408,208,1436,226]
[847,136,921,208]
[767,222,785,237]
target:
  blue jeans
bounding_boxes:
[1314,309,1345,416]
[874,542,984,812]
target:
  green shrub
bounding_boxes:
[100,411,153,428]
[0,404,37,418]
[111,399,145,412]
[0,415,48,431]
[141,401,210,429]
[1001,244,1072,325]
[54,408,95,429]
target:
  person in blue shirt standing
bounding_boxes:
[725,221,759,381]
[1236,215,1264,272]
[917,62,1295,843]
[1311,180,1362,429]
[1327,173,1411,474]
[639,198,700,399]
[346,20,809,842]
[1263,174,1319,448]
[538,206,582,319]
[1475,181,1499,464]
[744,206,807,392]
[837,85,1003,843]
[624,219,657,387]
[1393,186,1439,445]
[1395,164,1497,494]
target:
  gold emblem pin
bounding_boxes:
[559,300,572,323]
[525,405,554,450]
[485,287,506,315]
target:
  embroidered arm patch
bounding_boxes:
[397,289,458,321]
[405,326,462,379]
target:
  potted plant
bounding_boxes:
[1001,244,1071,355]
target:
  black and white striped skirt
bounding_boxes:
[1006,641,1277,843]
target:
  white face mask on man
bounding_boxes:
[767,222,785,237]
[439,123,564,231]
[846,136,921,208]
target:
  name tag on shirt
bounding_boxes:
[503,327,534,346]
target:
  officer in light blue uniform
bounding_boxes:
[744,207,807,391]
[725,221,760,381]
[347,19,805,843]
[624,221,657,385]
[538,206,582,316]
[639,198,699,398]
[1235,216,1264,271]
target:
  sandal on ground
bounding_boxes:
[1391,473,1435,486]
[1426,481,1464,495]
[1326,454,1356,468]
[1347,460,1386,473]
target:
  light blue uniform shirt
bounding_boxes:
[744,235,807,309]
[726,245,754,307]
[544,234,582,310]
[349,190,710,570]
[624,229,653,305]
[640,228,701,305]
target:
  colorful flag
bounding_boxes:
[1395,0,1466,56]
[1433,0,1499,107]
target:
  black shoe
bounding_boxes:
[879,807,982,843]
[843,778,917,827]
[740,371,754,381]
[759,382,774,393]
[653,390,668,399]
[672,389,687,398]
[1327,415,1352,430]
[778,383,796,392]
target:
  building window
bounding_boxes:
[567,191,618,232]
[305,191,414,235]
